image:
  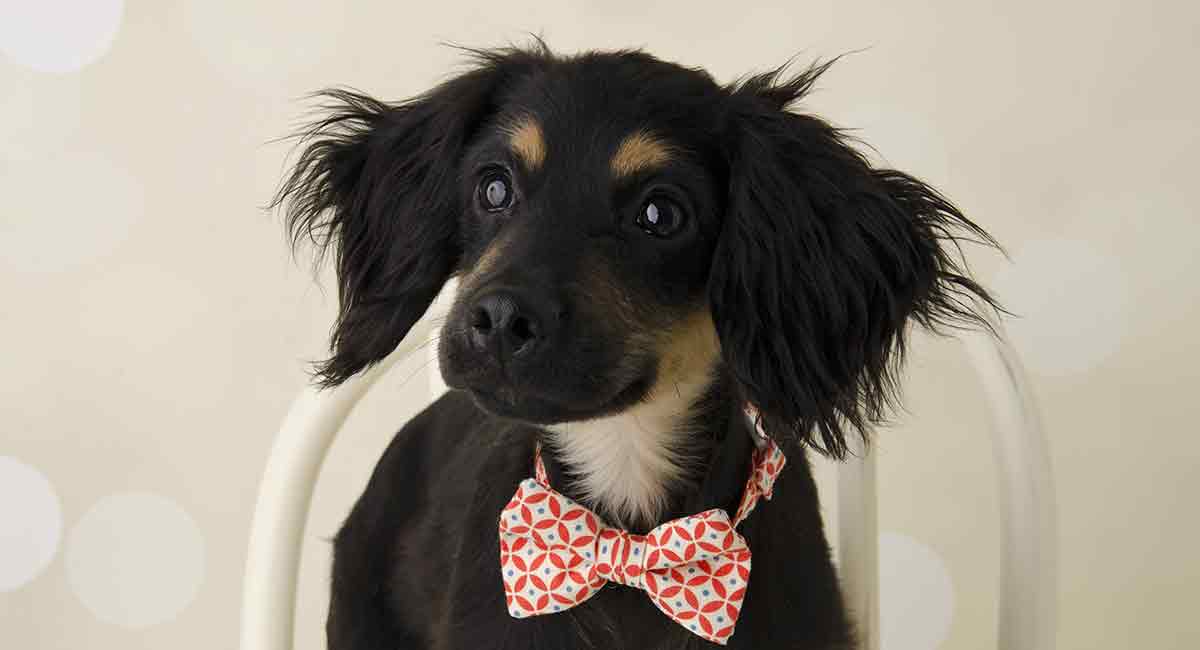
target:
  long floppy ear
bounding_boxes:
[711,62,1002,458]
[273,48,544,387]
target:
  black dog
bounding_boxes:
[275,43,998,650]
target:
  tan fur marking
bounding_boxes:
[610,130,675,178]
[504,116,546,170]
[651,309,720,393]
[461,236,510,293]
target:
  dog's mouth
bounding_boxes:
[457,369,654,425]
[436,305,661,424]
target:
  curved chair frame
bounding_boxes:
[240,311,1056,650]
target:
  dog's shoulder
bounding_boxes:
[340,388,535,535]
[328,389,541,648]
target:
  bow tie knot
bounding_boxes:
[594,528,648,589]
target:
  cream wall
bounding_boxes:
[2,1,1197,649]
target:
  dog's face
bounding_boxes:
[276,46,996,457]
[438,57,727,424]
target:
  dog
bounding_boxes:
[274,43,1000,649]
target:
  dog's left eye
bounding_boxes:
[479,172,513,211]
[635,198,686,238]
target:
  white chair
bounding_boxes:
[239,302,1056,650]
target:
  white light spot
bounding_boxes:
[880,532,955,650]
[66,493,205,628]
[992,238,1129,376]
[0,0,124,73]
[0,457,62,591]
[1,151,145,275]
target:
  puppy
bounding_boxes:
[274,43,999,650]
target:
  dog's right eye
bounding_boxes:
[635,197,686,238]
[479,172,513,212]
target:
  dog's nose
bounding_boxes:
[469,291,548,360]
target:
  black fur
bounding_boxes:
[713,60,1000,458]
[272,43,1000,649]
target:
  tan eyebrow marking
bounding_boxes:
[610,130,675,178]
[503,116,546,170]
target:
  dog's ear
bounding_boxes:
[274,48,544,387]
[711,61,1001,458]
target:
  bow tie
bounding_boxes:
[498,411,786,645]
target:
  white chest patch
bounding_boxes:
[544,374,712,528]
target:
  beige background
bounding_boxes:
[2,1,1197,648]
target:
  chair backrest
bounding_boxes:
[239,305,1056,650]
[838,325,1057,649]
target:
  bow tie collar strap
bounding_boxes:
[498,412,786,645]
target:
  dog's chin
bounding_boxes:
[458,373,653,425]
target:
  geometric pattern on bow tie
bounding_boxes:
[732,437,787,527]
[499,479,752,644]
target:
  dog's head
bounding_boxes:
[276,45,998,459]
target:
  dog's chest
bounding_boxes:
[542,375,711,528]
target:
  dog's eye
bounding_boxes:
[636,198,685,238]
[479,172,513,211]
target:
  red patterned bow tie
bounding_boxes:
[498,411,786,645]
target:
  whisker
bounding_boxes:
[397,357,440,392]
[391,335,442,366]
